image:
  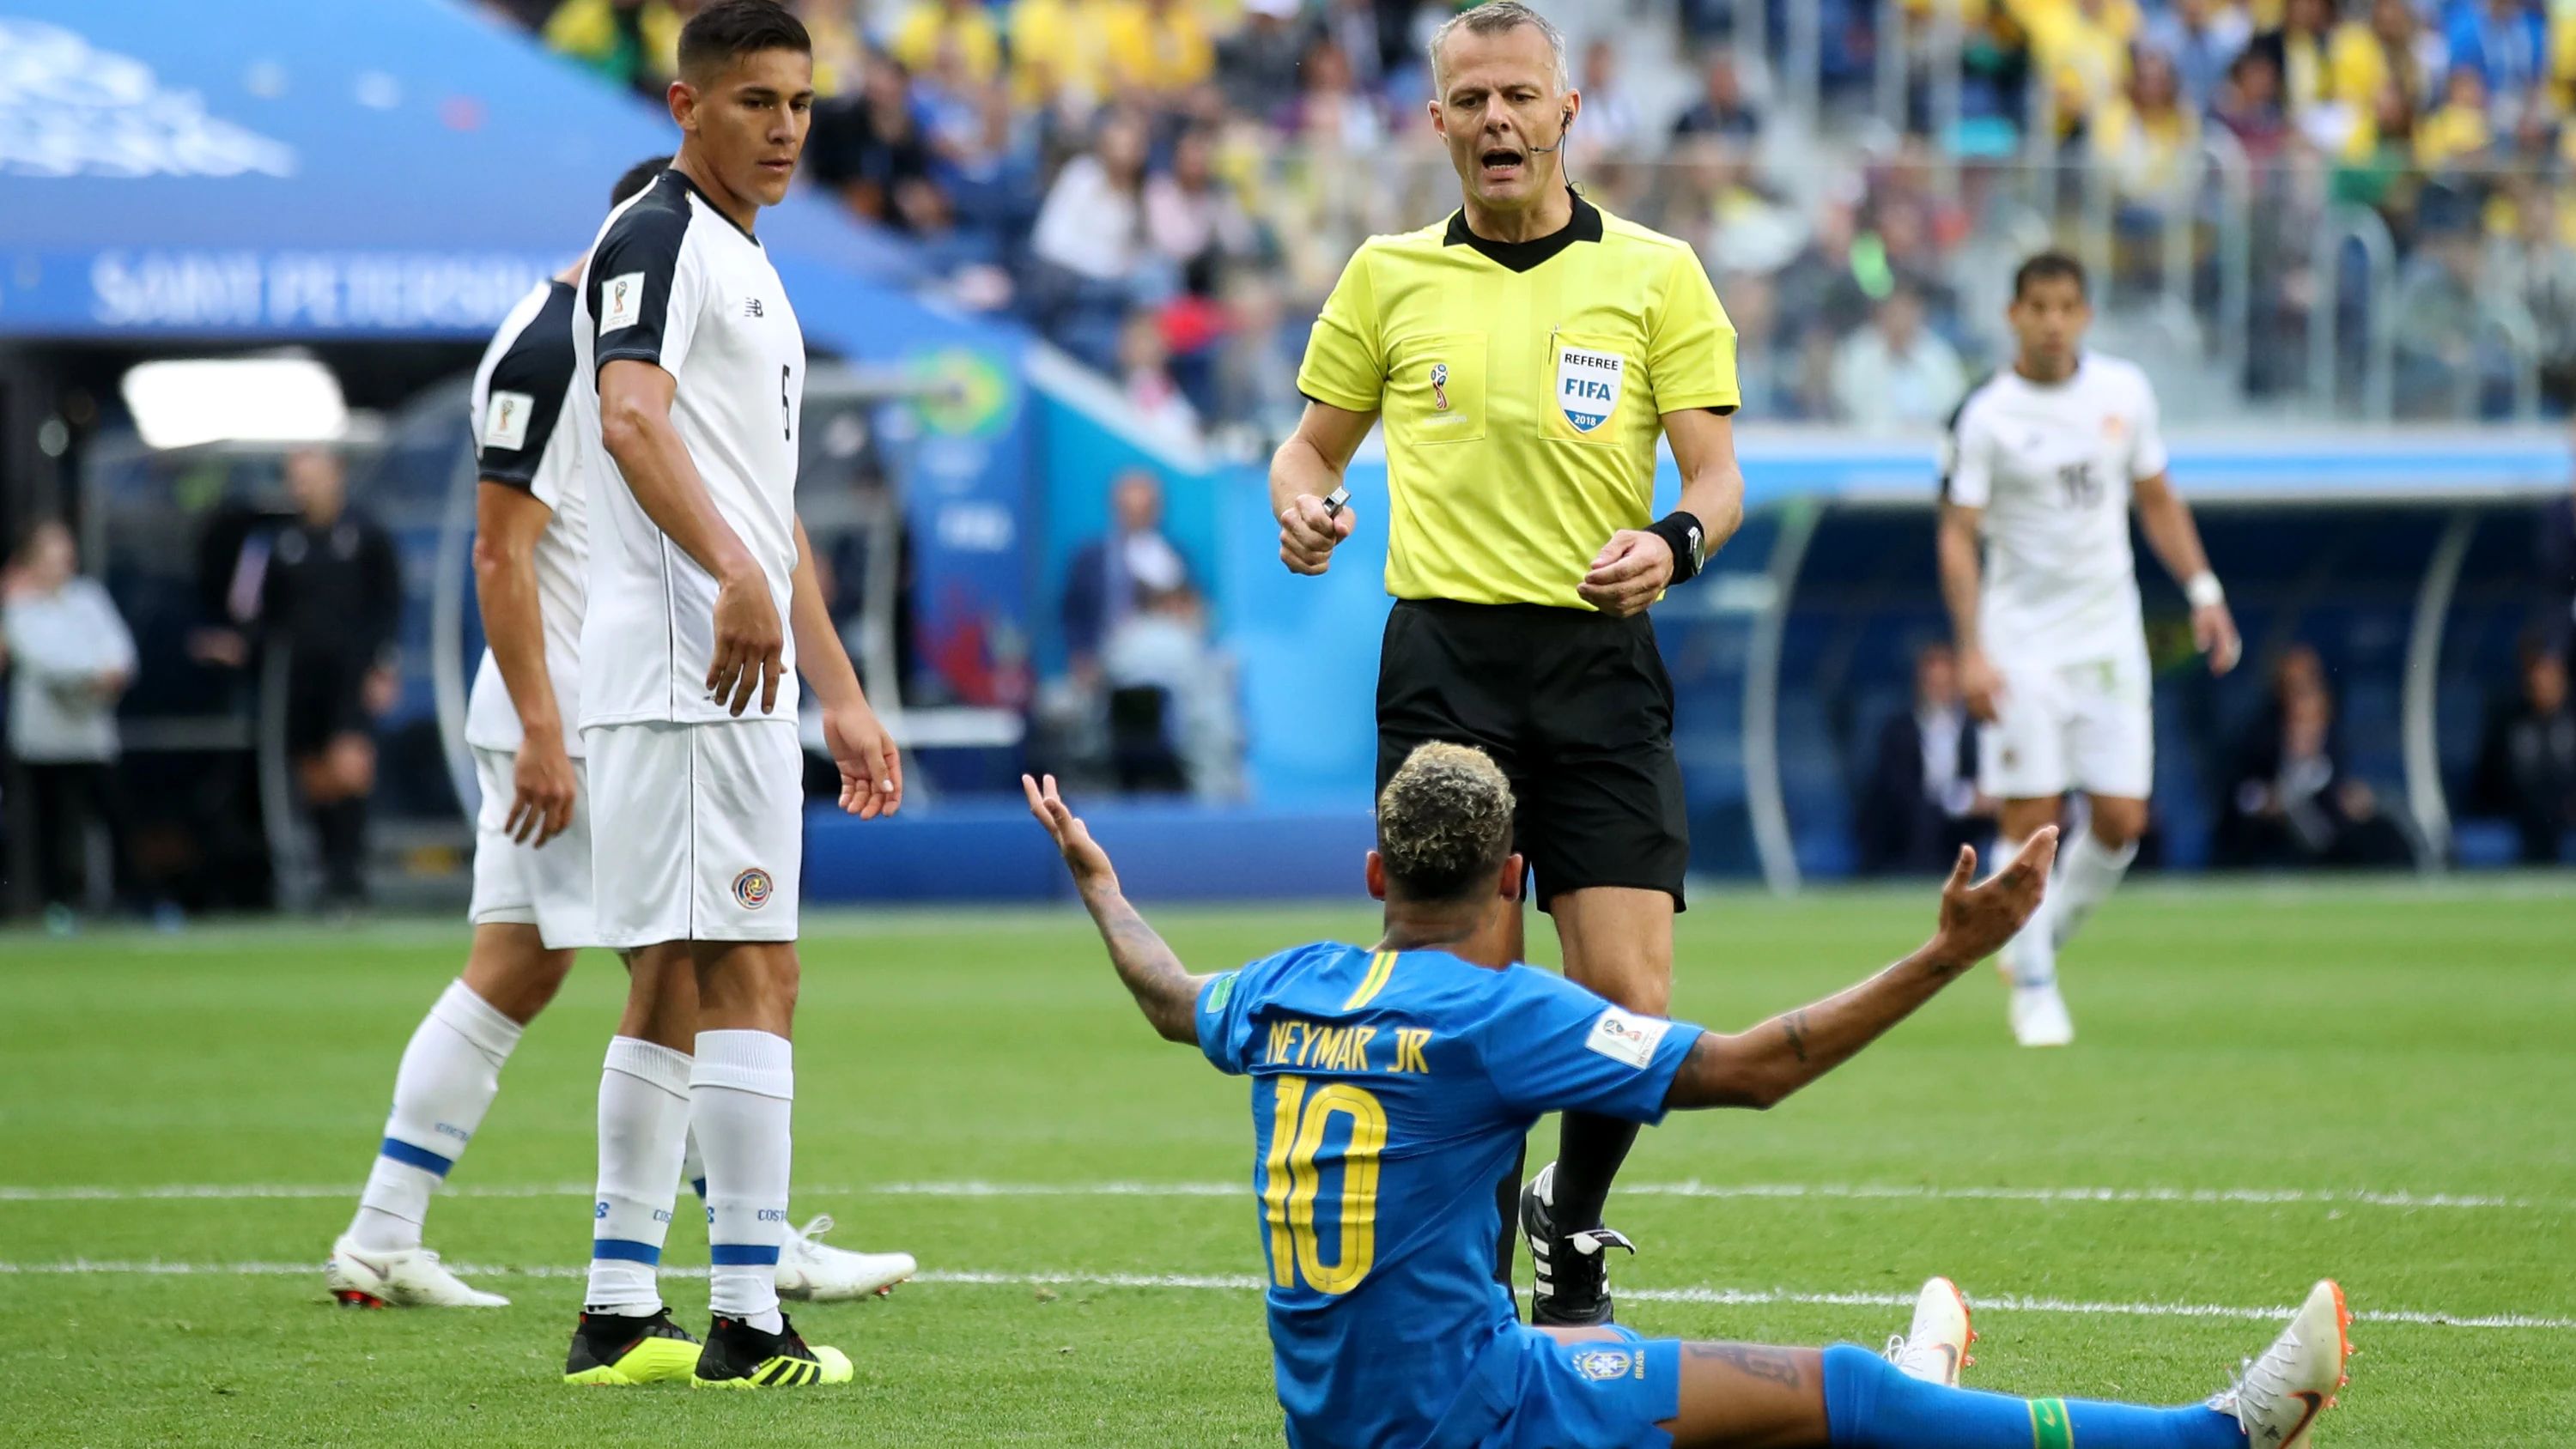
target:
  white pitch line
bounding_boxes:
[0,1259,2566,1331]
[1617,1182,2541,1210]
[0,1183,597,1202]
[0,1179,2555,1210]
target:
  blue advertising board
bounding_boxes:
[2,0,1036,718]
[0,2,915,337]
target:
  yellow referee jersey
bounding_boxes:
[1297,194,1740,609]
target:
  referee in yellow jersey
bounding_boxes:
[1268,0,1748,1329]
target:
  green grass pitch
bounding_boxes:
[3,878,2573,1446]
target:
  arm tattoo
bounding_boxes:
[1683,1343,1804,1388]
[1780,1009,1812,1064]
[1091,889,1200,1040]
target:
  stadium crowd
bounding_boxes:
[468,0,2576,433]
[10,0,2576,927]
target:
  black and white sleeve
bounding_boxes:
[476,282,578,498]
[587,182,703,379]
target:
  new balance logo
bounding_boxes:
[744,298,765,318]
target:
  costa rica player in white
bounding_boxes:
[1938,252,2240,1046]
[327,154,910,1320]
[568,0,900,1389]
[325,156,673,1311]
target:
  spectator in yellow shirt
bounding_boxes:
[803,0,869,96]
[543,0,682,95]
[2329,0,2428,124]
[1009,0,1123,111]
[892,0,1004,87]
[2552,0,2576,112]
[2092,47,2201,206]
[1107,0,1215,98]
[2015,0,2142,132]
[2416,65,2496,167]
[2268,0,2334,117]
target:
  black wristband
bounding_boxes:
[1649,511,1706,585]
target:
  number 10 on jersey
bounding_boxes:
[1261,1076,1387,1294]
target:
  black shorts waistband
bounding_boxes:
[1392,597,1647,632]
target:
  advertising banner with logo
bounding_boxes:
[0,1,915,336]
[2,1,1035,717]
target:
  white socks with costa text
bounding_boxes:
[583,1037,693,1316]
[349,980,523,1252]
[693,1029,794,1334]
[2052,829,2138,949]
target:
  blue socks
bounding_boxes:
[1822,1343,2245,1449]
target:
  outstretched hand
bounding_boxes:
[1929,827,2058,968]
[1024,773,1119,895]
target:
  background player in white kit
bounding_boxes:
[326,157,908,1319]
[325,158,670,1309]
[569,0,901,1389]
[1938,252,2240,1047]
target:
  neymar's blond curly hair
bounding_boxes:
[1376,743,1516,902]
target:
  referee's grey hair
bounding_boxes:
[1427,1,1571,94]
[1376,743,1516,903]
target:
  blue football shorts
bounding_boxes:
[1492,1325,1683,1449]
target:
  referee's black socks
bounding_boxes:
[1492,1137,1528,1299]
[1552,1113,1640,1232]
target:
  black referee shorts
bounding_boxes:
[1376,599,1689,911]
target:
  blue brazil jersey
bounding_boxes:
[1196,943,1703,1449]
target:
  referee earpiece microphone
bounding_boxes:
[1528,108,1576,154]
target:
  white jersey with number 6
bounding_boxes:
[1941,354,2166,666]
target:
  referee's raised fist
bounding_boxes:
[1279,494,1355,575]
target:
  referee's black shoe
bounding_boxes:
[1521,1161,1636,1327]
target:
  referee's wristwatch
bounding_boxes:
[1649,511,1706,585]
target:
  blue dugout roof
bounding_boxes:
[0,0,930,345]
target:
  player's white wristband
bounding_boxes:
[2184,572,2226,609]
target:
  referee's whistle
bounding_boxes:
[1321,485,1350,518]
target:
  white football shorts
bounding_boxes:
[1978,646,2154,801]
[585,718,803,947]
[468,747,598,949]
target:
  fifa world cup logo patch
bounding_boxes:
[1430,361,1450,412]
[600,271,646,331]
[732,868,774,910]
[483,390,533,450]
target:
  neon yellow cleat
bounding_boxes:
[690,1313,854,1389]
[562,1308,702,1385]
